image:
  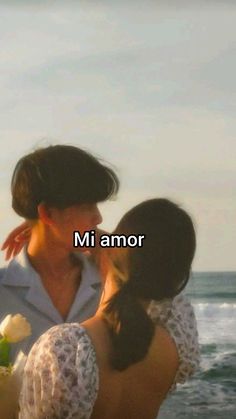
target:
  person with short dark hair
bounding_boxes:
[0,145,119,359]
[20,199,199,419]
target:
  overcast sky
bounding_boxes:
[0,1,235,271]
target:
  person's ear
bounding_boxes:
[37,203,54,226]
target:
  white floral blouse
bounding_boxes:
[19,294,200,419]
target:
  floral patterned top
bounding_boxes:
[19,294,199,419]
[147,293,200,391]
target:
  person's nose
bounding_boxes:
[94,206,103,225]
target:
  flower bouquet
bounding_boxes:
[0,314,31,419]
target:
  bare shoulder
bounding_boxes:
[147,325,179,393]
[83,320,179,419]
[155,324,179,354]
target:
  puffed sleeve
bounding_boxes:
[148,293,200,390]
[19,323,99,419]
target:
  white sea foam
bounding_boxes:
[193,302,236,345]
[159,274,236,418]
[194,302,236,309]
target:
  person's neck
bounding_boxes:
[27,225,82,283]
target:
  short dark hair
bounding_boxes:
[104,198,196,370]
[11,145,119,219]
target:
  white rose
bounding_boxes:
[0,314,31,343]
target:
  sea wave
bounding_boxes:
[200,350,236,380]
[194,302,236,309]
[188,292,236,299]
[159,273,236,419]
[193,302,236,346]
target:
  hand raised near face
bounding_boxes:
[1,221,31,261]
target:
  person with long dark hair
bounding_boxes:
[19,198,199,419]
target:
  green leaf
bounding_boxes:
[0,338,10,367]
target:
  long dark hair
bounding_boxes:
[103,198,196,371]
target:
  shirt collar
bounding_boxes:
[2,247,41,287]
[2,248,101,288]
[1,248,102,323]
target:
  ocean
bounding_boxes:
[158,272,236,419]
